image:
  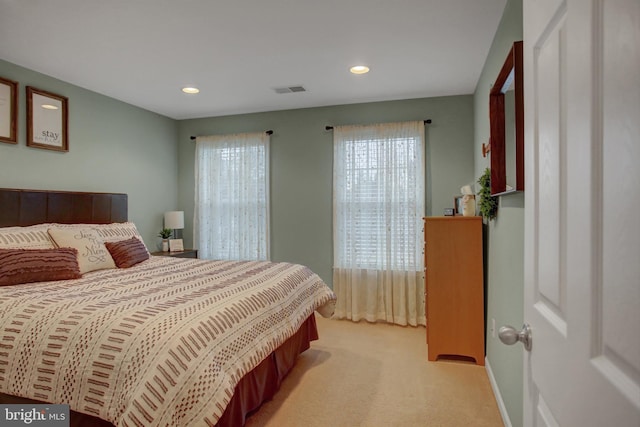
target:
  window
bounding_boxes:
[194,132,269,260]
[333,122,424,271]
[332,121,426,326]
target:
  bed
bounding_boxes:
[0,188,336,426]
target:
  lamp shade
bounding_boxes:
[164,211,184,230]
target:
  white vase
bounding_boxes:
[162,239,169,251]
[462,195,476,217]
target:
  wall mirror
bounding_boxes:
[490,41,524,195]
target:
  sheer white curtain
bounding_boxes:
[333,121,425,326]
[194,132,270,261]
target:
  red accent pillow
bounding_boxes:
[0,248,82,286]
[105,237,150,268]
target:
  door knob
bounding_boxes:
[498,324,532,351]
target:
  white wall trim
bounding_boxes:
[485,357,512,427]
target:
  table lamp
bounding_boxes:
[164,211,184,240]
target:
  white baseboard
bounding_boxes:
[485,357,512,427]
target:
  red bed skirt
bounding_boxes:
[0,314,319,427]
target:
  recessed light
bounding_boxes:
[350,65,370,75]
[182,87,200,94]
[41,104,59,110]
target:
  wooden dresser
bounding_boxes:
[424,216,484,365]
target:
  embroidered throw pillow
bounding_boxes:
[0,248,82,286]
[48,228,116,274]
[105,237,150,268]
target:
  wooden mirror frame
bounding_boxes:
[490,41,524,195]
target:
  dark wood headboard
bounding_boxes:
[0,188,128,227]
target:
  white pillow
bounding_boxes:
[51,222,144,243]
[48,227,116,274]
[0,224,57,249]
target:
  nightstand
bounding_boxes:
[151,249,198,259]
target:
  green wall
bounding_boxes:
[177,96,475,285]
[0,59,179,247]
[473,1,524,426]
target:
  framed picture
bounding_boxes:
[0,76,18,144]
[169,239,184,252]
[27,86,69,152]
[454,196,464,215]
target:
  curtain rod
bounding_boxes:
[324,119,432,131]
[190,130,273,140]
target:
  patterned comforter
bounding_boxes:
[0,256,336,426]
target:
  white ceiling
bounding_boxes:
[0,0,507,120]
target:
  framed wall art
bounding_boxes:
[0,76,18,144]
[27,86,69,152]
[169,239,184,252]
[454,196,464,215]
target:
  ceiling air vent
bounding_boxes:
[274,85,306,94]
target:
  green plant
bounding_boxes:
[158,228,172,239]
[477,168,498,220]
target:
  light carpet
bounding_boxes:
[245,314,503,427]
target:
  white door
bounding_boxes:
[522,0,640,426]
